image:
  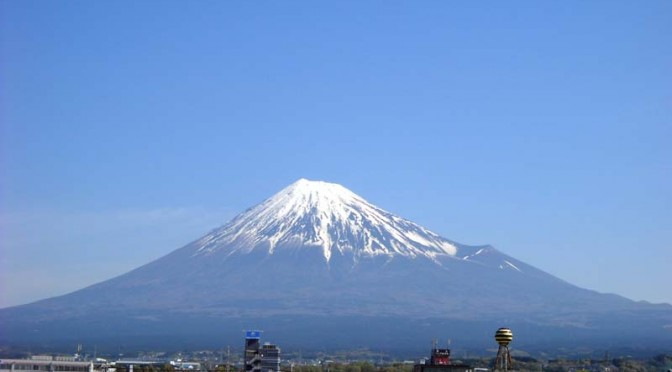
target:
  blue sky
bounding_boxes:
[1,1,670,308]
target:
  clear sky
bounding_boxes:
[1,1,670,308]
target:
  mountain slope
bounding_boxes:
[1,179,671,353]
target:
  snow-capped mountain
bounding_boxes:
[2,179,671,353]
[195,178,458,261]
[191,179,521,273]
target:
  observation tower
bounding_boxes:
[494,327,513,371]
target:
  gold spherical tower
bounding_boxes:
[494,328,513,370]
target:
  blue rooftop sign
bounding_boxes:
[245,330,261,339]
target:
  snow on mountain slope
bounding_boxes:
[193,178,460,263]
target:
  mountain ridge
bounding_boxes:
[1,179,671,352]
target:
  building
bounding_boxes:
[0,358,99,372]
[260,344,280,372]
[430,349,451,365]
[413,347,472,372]
[244,331,262,372]
[243,331,280,372]
[113,360,165,372]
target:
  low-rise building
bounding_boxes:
[0,358,98,372]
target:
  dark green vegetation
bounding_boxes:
[69,356,672,372]
[466,354,672,372]
[61,357,672,372]
[293,362,403,372]
[2,344,670,372]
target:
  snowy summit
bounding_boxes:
[194,178,459,263]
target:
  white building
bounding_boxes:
[0,358,99,372]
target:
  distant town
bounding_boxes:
[1,330,670,372]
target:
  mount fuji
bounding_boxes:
[1,179,671,353]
